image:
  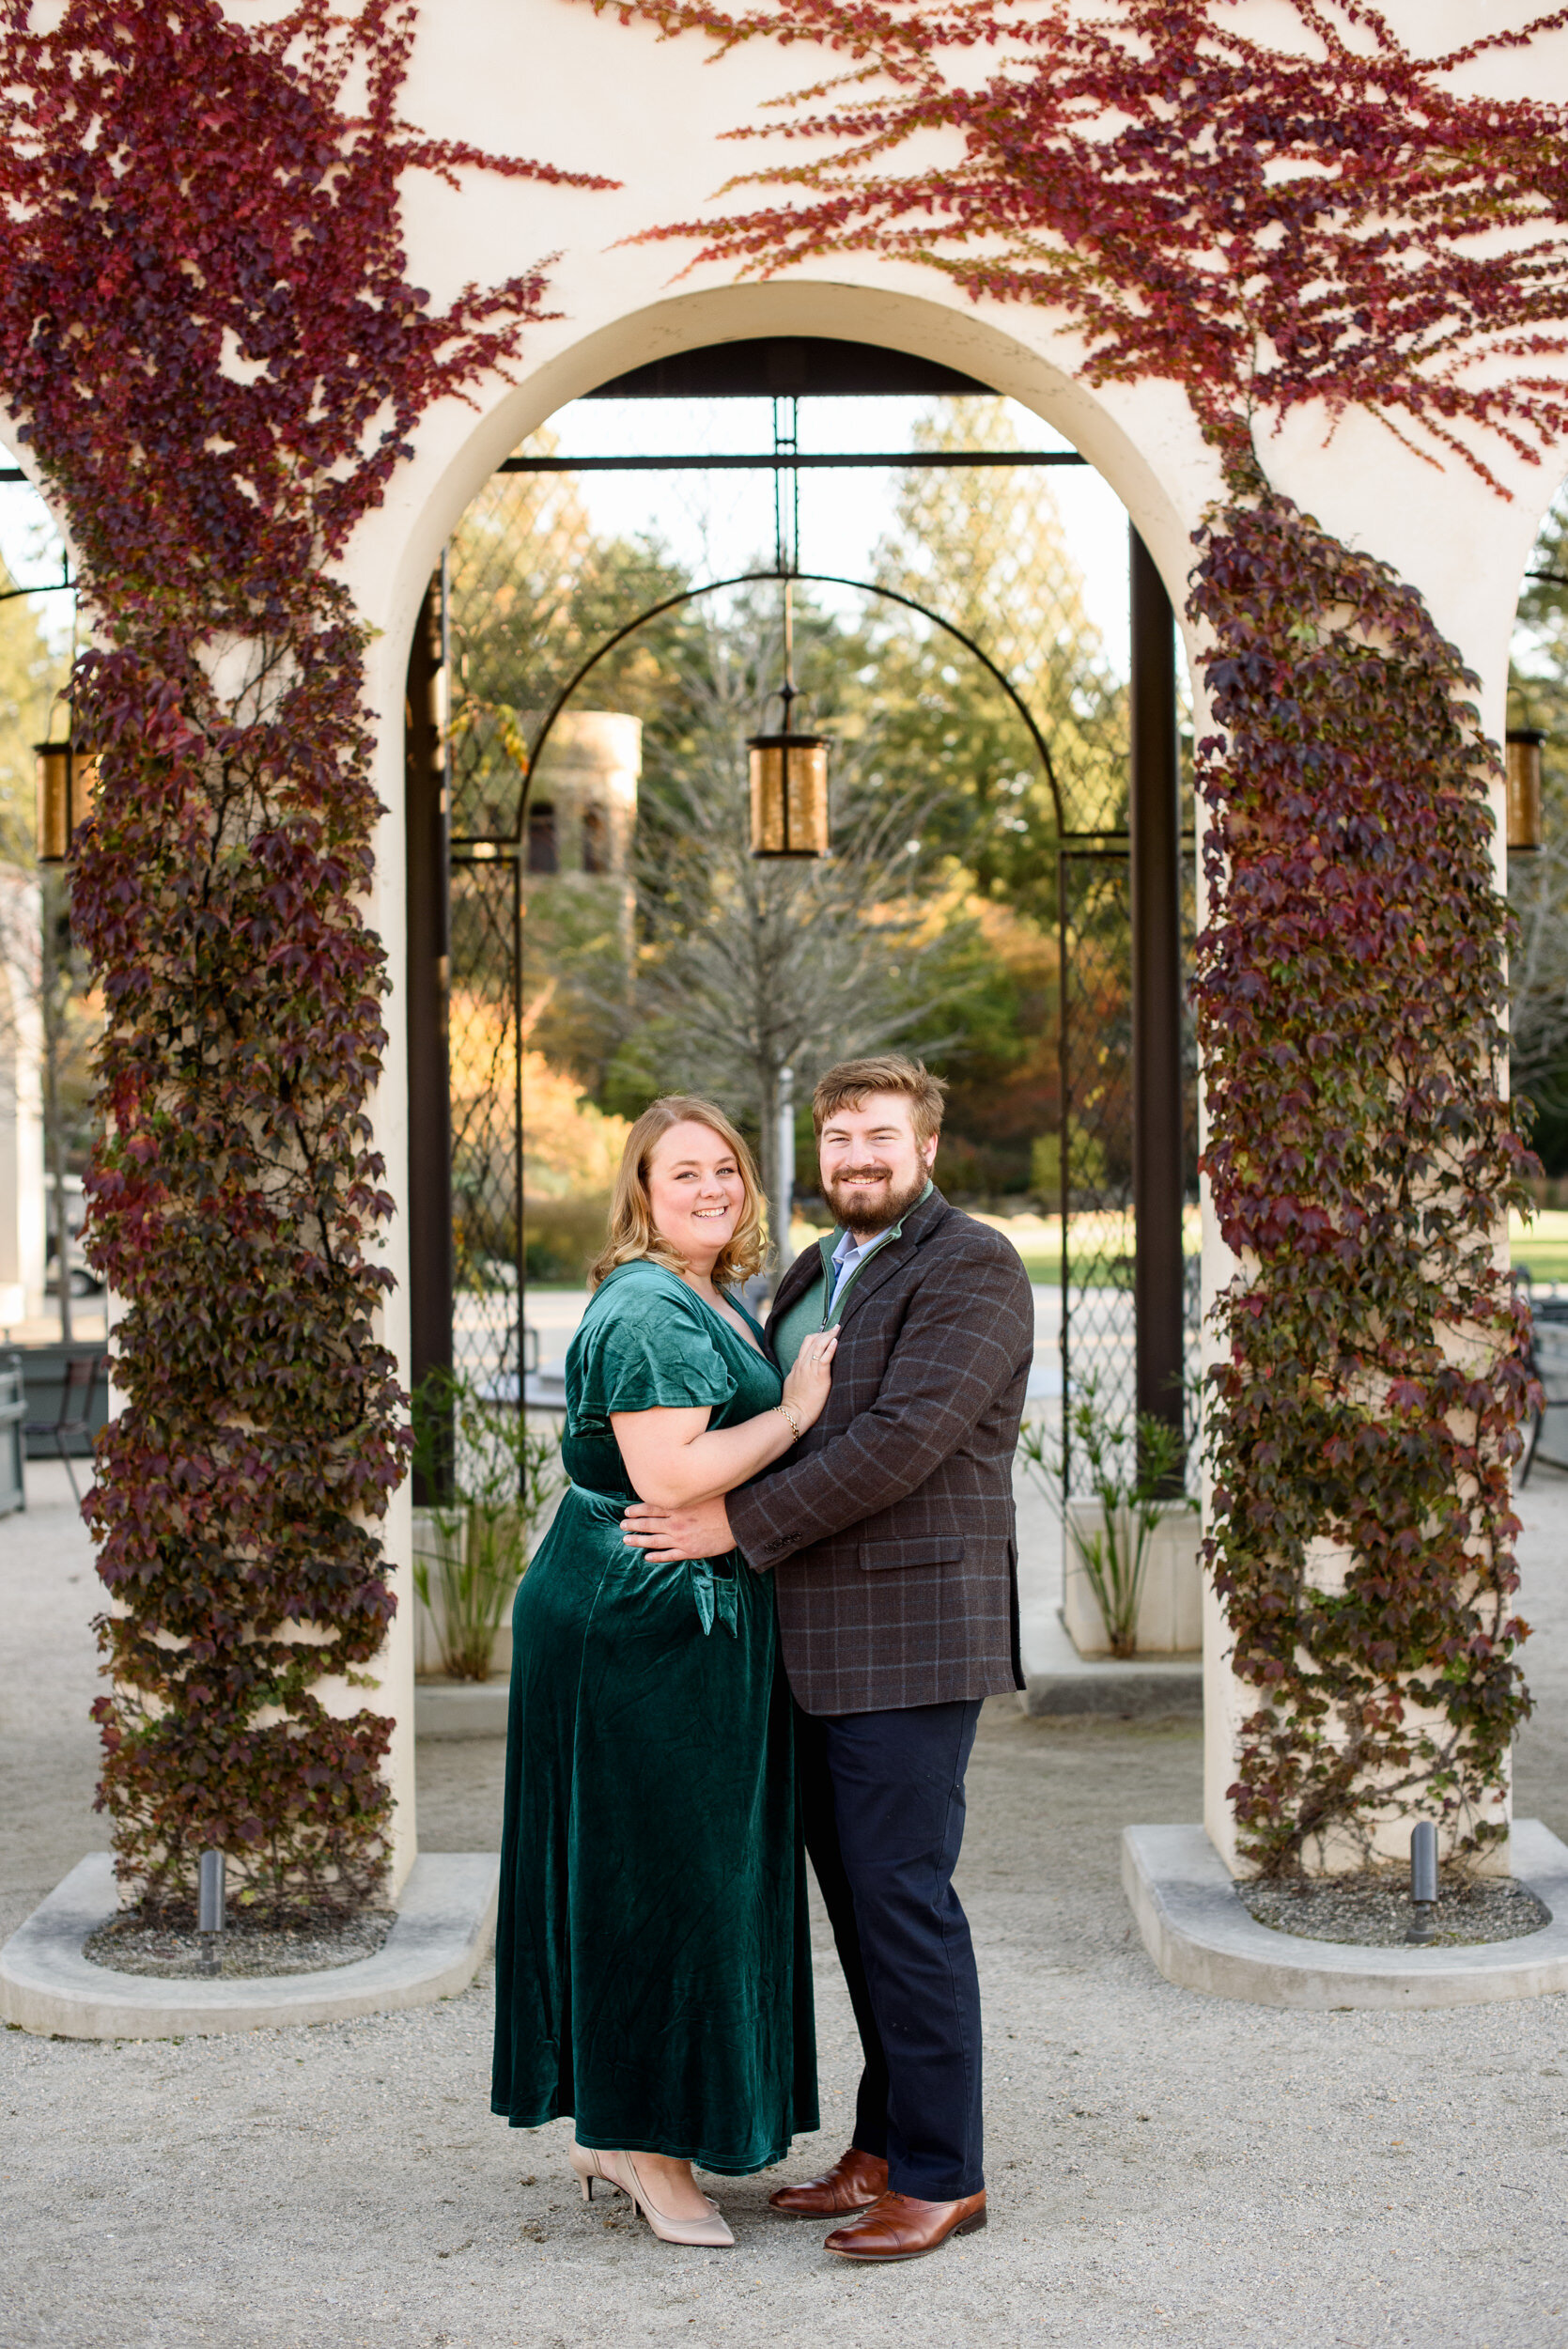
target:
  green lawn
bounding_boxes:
[1514,1243,1568,1283]
[1016,1251,1159,1287]
[1513,1209,1568,1286]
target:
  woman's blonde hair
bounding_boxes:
[587,1096,767,1293]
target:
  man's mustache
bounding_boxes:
[831,1166,895,1184]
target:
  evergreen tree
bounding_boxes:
[866,397,1127,918]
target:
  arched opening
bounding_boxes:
[404,334,1200,1681]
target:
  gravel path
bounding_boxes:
[4,1460,1568,2347]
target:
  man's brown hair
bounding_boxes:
[812,1054,947,1145]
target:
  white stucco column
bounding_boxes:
[362,625,419,1898]
[0,878,46,1324]
[298,620,419,1899]
[1188,412,1555,1877]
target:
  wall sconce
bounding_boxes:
[1506,728,1545,855]
[34,739,99,865]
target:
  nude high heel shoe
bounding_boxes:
[568,2142,735,2248]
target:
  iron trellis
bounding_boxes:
[415,423,1190,1517]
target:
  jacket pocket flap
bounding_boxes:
[858,1536,966,1572]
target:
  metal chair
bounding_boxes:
[24,1351,109,1504]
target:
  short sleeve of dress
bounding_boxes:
[572,1276,735,1428]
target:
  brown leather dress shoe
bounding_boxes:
[824,2187,987,2262]
[768,2146,890,2217]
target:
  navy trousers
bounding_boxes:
[796,1698,984,2201]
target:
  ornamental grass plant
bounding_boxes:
[411,1369,564,1681]
[1019,1383,1187,1658]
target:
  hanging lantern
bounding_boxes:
[1506,728,1546,855]
[34,740,99,865]
[748,579,830,859]
[748,723,830,858]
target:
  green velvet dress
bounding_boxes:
[490,1259,818,2173]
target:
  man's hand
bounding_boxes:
[621,1495,735,1563]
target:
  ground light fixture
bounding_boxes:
[1506,728,1546,854]
[33,737,99,864]
[197,1847,226,1977]
[748,578,829,859]
[1405,1819,1438,1945]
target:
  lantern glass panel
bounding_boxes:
[35,745,72,864]
[748,736,829,858]
[34,746,99,864]
[73,755,99,830]
[1506,730,1545,855]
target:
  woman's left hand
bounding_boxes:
[783,1324,839,1432]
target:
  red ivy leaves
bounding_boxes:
[1191,489,1534,1870]
[0,1,612,1919]
[0,0,613,619]
[598,0,1568,483]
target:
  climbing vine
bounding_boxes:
[0,0,610,1916]
[1191,489,1533,1869]
[591,0,1568,1864]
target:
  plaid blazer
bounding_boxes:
[726,1187,1034,1716]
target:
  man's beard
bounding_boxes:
[823,1162,929,1239]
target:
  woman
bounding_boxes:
[491,1096,839,2247]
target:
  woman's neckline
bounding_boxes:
[634,1258,769,1360]
[685,1279,768,1360]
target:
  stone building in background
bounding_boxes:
[522,710,640,947]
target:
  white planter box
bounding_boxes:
[411,1505,513,1680]
[1062,1500,1203,1658]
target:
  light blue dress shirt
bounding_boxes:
[827,1223,891,1310]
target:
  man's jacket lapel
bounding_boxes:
[830,1190,950,1330]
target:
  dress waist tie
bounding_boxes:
[567,1480,740,1638]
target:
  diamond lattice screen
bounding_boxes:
[448,856,520,1388]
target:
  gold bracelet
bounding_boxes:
[776,1399,802,1441]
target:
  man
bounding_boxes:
[621,1054,1035,2263]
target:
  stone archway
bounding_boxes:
[355,281,1223,1871]
[346,257,1556,1877]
